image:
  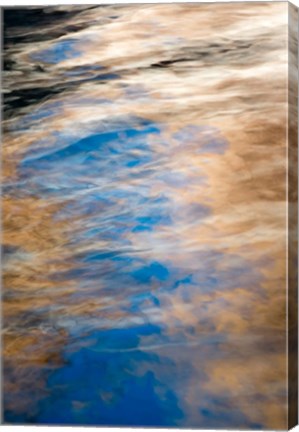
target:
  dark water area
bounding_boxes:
[2,4,289,429]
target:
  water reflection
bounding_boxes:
[3,3,289,429]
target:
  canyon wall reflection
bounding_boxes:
[2,3,291,428]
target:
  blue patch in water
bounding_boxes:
[132,262,169,284]
[126,157,150,168]
[32,325,183,426]
[173,274,193,289]
[126,292,161,312]
[31,39,80,64]
[132,225,152,233]
[21,123,159,167]
[79,248,136,263]
[132,213,172,233]
[92,73,120,81]
[137,214,171,226]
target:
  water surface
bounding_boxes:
[2,4,289,428]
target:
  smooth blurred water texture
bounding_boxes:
[2,4,290,428]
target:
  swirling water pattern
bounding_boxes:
[2,3,290,428]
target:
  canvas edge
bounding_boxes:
[288,1,298,430]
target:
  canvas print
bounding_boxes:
[2,2,298,429]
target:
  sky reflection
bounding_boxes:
[2,3,292,429]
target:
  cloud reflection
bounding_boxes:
[2,2,290,429]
